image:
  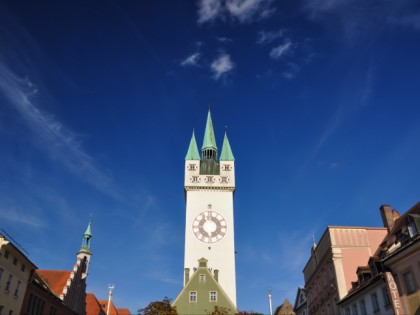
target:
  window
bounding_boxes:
[8,310,13,315]
[13,257,17,265]
[352,304,358,315]
[359,299,367,315]
[4,250,9,258]
[382,287,391,306]
[220,176,229,183]
[344,307,350,315]
[14,280,21,297]
[371,293,379,312]
[0,306,3,314]
[21,264,25,272]
[199,274,205,282]
[403,270,417,294]
[210,291,217,302]
[5,274,13,292]
[0,268,3,281]
[222,164,231,171]
[189,291,197,302]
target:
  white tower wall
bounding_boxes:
[184,160,236,305]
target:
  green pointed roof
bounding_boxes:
[84,221,92,237]
[220,132,235,161]
[201,109,218,151]
[79,220,92,254]
[185,130,201,160]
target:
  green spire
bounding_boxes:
[201,108,218,160]
[79,220,92,254]
[220,131,235,161]
[201,109,218,151]
[84,220,92,238]
[185,130,200,160]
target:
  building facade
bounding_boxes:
[293,287,307,315]
[20,221,92,315]
[380,203,420,315]
[337,203,420,315]
[0,231,37,315]
[303,226,387,314]
[174,109,237,314]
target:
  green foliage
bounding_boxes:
[137,297,178,315]
[207,306,233,315]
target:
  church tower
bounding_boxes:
[183,109,236,306]
[77,219,92,279]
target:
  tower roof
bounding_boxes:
[220,132,235,161]
[79,220,92,254]
[185,130,200,160]
[84,220,92,237]
[201,109,218,151]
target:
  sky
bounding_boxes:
[1,0,420,313]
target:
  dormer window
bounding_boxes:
[199,274,205,282]
[407,215,419,237]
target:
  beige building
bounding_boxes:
[380,203,420,315]
[337,203,420,315]
[0,231,37,315]
[303,226,387,314]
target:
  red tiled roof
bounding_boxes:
[86,293,106,315]
[116,308,131,315]
[99,300,119,315]
[36,270,71,297]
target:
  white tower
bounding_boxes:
[184,109,236,305]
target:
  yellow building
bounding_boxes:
[0,231,37,315]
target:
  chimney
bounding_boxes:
[380,204,394,232]
[214,269,219,282]
[184,268,190,286]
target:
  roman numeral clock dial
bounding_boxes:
[192,211,227,243]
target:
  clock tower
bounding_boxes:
[183,109,236,306]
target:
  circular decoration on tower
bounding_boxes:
[192,211,227,243]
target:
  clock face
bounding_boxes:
[192,211,227,243]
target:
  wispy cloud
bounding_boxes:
[210,53,235,80]
[197,0,223,24]
[0,207,45,228]
[303,0,350,18]
[225,0,275,23]
[180,52,201,67]
[197,0,275,24]
[389,13,420,30]
[216,36,233,43]
[0,62,119,198]
[270,40,292,59]
[256,29,284,44]
[282,62,300,79]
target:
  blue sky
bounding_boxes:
[1,0,420,313]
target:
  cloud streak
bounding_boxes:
[270,40,292,59]
[256,29,284,44]
[0,207,45,229]
[180,52,201,67]
[0,62,119,199]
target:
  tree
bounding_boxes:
[207,306,233,315]
[137,297,178,315]
[236,311,264,315]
